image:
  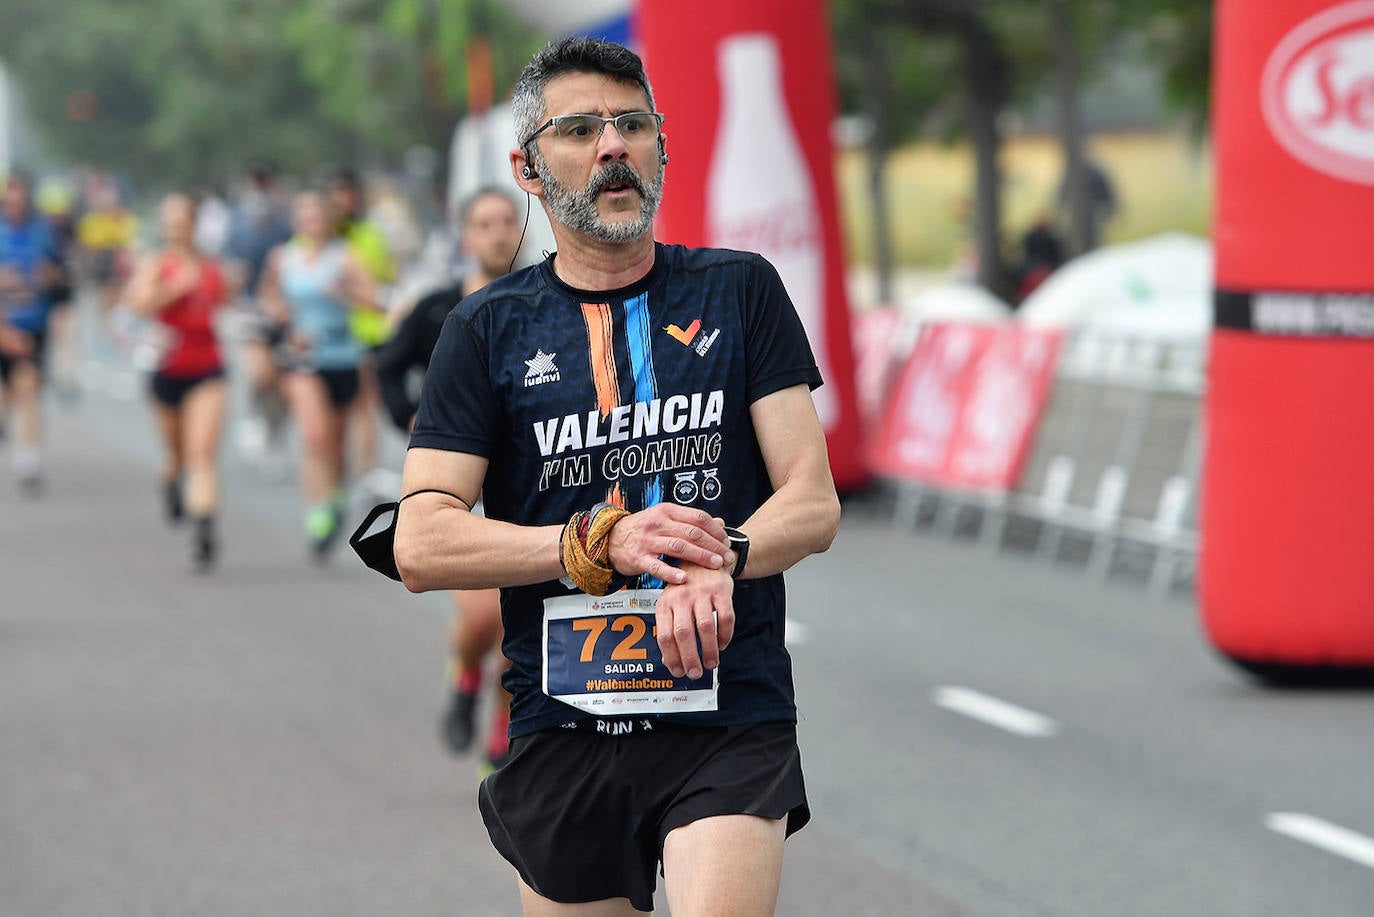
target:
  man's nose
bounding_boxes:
[596,123,630,163]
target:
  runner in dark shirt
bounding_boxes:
[376,187,523,773]
[394,38,840,915]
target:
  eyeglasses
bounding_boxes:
[522,111,665,147]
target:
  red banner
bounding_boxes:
[853,307,905,427]
[868,323,1061,492]
[637,0,866,491]
[1205,0,1374,668]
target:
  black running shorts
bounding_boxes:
[315,367,360,409]
[478,720,809,912]
[149,368,225,409]
[0,329,47,386]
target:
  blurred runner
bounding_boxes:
[0,172,66,495]
[124,193,234,572]
[377,187,521,772]
[329,169,395,495]
[75,175,137,315]
[35,177,80,401]
[260,191,380,560]
[224,163,293,477]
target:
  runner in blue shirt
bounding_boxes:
[0,173,65,494]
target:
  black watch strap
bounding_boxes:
[724,526,749,579]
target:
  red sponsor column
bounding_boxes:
[637,0,866,491]
[1207,0,1374,672]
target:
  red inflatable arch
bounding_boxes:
[1206,0,1374,678]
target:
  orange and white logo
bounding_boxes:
[1262,0,1374,185]
[665,319,720,357]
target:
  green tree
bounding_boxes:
[0,0,542,190]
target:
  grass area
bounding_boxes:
[836,129,1213,268]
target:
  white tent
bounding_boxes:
[1017,233,1213,340]
[902,280,1013,324]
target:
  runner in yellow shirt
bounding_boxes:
[329,170,395,491]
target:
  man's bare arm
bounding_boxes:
[395,448,561,592]
[653,383,839,679]
[727,383,840,577]
[394,447,732,593]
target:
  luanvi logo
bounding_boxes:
[523,349,560,387]
[1261,1,1374,185]
[665,319,720,357]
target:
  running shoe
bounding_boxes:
[440,688,478,754]
[191,518,216,574]
[17,472,42,498]
[307,503,343,561]
[164,478,185,525]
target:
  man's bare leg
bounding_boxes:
[662,814,786,917]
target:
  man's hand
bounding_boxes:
[0,265,23,294]
[606,503,731,585]
[0,326,34,358]
[656,562,735,680]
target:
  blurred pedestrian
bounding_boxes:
[0,171,66,495]
[259,191,381,560]
[1059,156,1117,253]
[376,187,522,773]
[75,175,137,315]
[1015,215,1065,303]
[224,162,294,477]
[35,176,80,400]
[329,169,396,496]
[124,194,234,572]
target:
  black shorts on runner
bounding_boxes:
[315,367,360,409]
[149,368,225,409]
[0,329,48,386]
[478,720,809,912]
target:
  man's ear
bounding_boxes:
[511,149,543,196]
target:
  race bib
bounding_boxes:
[542,590,719,716]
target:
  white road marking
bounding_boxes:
[1266,813,1374,869]
[931,686,1059,738]
[785,618,809,646]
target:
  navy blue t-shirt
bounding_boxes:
[410,242,822,736]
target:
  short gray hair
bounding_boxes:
[511,38,657,152]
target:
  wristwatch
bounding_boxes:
[724,526,750,579]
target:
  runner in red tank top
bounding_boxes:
[153,250,226,379]
[125,193,235,572]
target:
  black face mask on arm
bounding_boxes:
[349,489,466,581]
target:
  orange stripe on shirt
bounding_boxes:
[580,301,620,418]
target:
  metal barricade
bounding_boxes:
[885,328,1204,596]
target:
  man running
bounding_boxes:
[394,38,839,916]
[0,172,66,495]
[377,187,522,773]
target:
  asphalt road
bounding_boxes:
[3,321,1373,916]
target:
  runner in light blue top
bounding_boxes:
[278,237,358,371]
[259,191,380,559]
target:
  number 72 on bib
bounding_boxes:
[542,590,719,715]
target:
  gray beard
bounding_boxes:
[537,157,663,244]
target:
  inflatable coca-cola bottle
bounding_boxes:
[706,33,837,427]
